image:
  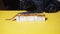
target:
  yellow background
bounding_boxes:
[0,11,60,34]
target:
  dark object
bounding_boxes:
[45,0,60,13]
[3,0,60,13]
[3,0,36,10]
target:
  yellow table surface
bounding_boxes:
[0,11,60,34]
